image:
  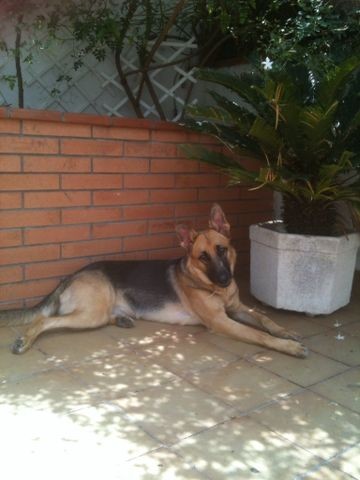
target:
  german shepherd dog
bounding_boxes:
[0,204,308,358]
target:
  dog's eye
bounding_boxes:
[199,251,210,263]
[216,245,228,256]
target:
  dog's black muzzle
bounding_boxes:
[208,260,232,288]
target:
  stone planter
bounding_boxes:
[250,222,360,315]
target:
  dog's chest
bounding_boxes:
[142,302,200,325]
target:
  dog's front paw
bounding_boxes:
[294,342,309,359]
[11,337,27,355]
[281,329,302,341]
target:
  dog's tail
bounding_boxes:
[0,279,70,327]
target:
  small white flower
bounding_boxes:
[262,57,273,70]
[335,333,345,341]
[334,321,342,328]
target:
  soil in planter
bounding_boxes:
[282,196,338,236]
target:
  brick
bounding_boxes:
[0,244,60,266]
[149,220,175,234]
[93,126,150,140]
[10,108,63,122]
[61,174,122,190]
[151,158,198,173]
[150,189,198,203]
[124,142,177,157]
[175,202,212,217]
[124,174,174,189]
[0,192,22,209]
[24,225,90,245]
[148,247,183,259]
[0,155,21,171]
[236,199,273,213]
[25,191,91,208]
[175,174,220,188]
[23,120,91,137]
[151,129,187,142]
[0,136,59,154]
[237,211,272,226]
[61,138,122,156]
[93,157,149,173]
[0,278,59,302]
[123,234,174,252]
[62,238,121,258]
[24,156,91,172]
[62,207,121,224]
[93,221,147,239]
[0,265,23,284]
[0,174,59,191]
[63,112,111,126]
[93,190,148,206]
[0,118,21,133]
[25,258,88,280]
[123,204,174,220]
[0,229,22,247]
[0,210,60,228]
[198,187,241,201]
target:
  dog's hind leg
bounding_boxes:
[11,309,110,354]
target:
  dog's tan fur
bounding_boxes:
[0,204,308,358]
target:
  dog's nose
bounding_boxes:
[218,272,231,286]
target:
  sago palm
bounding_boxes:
[182,57,360,235]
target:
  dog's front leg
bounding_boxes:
[226,289,301,341]
[191,293,307,358]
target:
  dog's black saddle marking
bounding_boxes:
[82,260,180,311]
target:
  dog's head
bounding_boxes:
[176,204,236,288]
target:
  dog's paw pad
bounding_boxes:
[11,337,26,354]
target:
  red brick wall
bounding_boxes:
[0,107,273,308]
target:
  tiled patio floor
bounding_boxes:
[1,274,359,480]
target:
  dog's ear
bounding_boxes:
[209,203,230,237]
[176,224,197,251]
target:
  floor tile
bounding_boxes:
[125,448,208,479]
[250,349,347,387]
[342,321,360,337]
[331,444,360,480]
[0,345,50,382]
[0,326,18,348]
[196,330,265,357]
[35,328,122,366]
[138,334,238,375]
[112,378,232,444]
[249,390,360,460]
[1,402,159,480]
[69,351,177,400]
[172,416,321,480]
[301,464,356,480]
[106,320,205,348]
[307,308,359,328]
[310,367,360,414]
[0,367,93,413]
[306,332,360,366]
[186,359,300,412]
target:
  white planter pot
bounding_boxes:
[250,222,360,315]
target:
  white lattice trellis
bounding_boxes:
[0,29,199,120]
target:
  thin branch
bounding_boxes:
[15,15,24,108]
[115,47,143,118]
[143,72,166,120]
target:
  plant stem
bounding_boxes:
[15,15,24,108]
